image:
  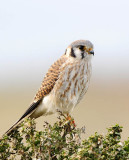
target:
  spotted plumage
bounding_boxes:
[34,55,68,101]
[5,40,94,135]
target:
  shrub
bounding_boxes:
[0,112,129,160]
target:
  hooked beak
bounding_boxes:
[89,50,94,56]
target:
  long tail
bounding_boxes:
[5,100,41,136]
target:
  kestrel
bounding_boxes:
[5,40,94,135]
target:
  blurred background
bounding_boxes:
[0,0,129,140]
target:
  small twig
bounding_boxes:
[56,109,66,118]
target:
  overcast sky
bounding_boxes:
[0,0,129,89]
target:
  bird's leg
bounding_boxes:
[66,113,71,120]
[66,113,76,128]
[56,109,76,127]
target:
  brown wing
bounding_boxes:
[5,55,68,136]
[34,55,68,101]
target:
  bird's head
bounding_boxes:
[65,40,94,60]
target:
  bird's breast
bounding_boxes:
[43,59,92,114]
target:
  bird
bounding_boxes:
[5,40,94,135]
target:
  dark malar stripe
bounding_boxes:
[81,52,84,59]
[71,48,76,58]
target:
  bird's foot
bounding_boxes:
[56,109,76,127]
[66,114,76,128]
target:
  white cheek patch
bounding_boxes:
[74,48,82,59]
[66,47,71,57]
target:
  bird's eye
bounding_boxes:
[78,45,85,50]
